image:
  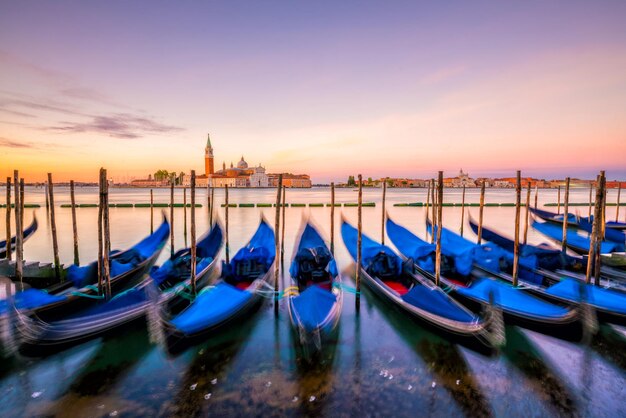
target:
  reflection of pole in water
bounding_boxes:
[581,346,593,418]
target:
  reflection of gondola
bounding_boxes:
[16,223,223,356]
[164,312,263,417]
[0,214,38,259]
[503,326,578,416]
[1,219,170,322]
[342,219,496,352]
[164,217,275,353]
[287,220,342,357]
[357,279,493,418]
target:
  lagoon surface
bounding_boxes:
[1,186,625,418]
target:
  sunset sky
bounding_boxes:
[1,1,625,183]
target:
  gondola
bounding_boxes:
[386,217,582,340]
[163,216,275,350]
[0,219,170,322]
[466,217,626,325]
[15,222,223,355]
[287,220,342,354]
[532,219,625,255]
[468,215,626,287]
[341,218,498,351]
[0,214,38,258]
[531,207,626,241]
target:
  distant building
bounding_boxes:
[182,135,311,188]
[130,174,169,187]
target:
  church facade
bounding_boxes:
[182,134,311,188]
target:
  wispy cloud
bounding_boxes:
[0,137,35,149]
[420,65,467,86]
[48,113,184,139]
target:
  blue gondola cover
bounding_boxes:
[401,286,477,323]
[291,285,337,331]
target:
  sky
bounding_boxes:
[1,1,626,183]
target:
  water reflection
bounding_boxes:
[356,269,493,418]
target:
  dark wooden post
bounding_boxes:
[19,178,24,229]
[425,179,431,241]
[183,187,188,243]
[512,171,521,287]
[460,184,466,237]
[170,178,175,257]
[477,180,485,244]
[523,183,531,245]
[594,172,606,285]
[585,174,601,284]
[557,185,561,215]
[206,182,211,224]
[150,189,154,234]
[561,177,570,254]
[616,184,621,222]
[330,182,335,255]
[587,182,593,218]
[190,171,197,295]
[210,186,214,226]
[48,173,61,281]
[274,175,283,311]
[381,179,387,244]
[45,181,49,212]
[5,177,11,261]
[97,170,104,294]
[356,174,363,307]
[225,184,230,264]
[70,180,80,266]
[430,178,436,244]
[281,185,286,263]
[534,184,538,211]
[13,170,22,285]
[435,171,443,286]
[102,169,111,298]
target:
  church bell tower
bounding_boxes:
[205,134,214,176]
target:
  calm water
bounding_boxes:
[0,186,625,418]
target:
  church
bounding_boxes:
[182,135,311,188]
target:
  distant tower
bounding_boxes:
[205,134,214,176]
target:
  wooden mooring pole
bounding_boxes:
[150,189,154,234]
[97,170,104,294]
[430,179,436,244]
[13,170,22,285]
[435,171,443,287]
[225,184,230,264]
[585,174,602,284]
[190,171,197,296]
[274,175,282,312]
[19,178,24,229]
[356,174,363,309]
[557,185,561,215]
[594,172,606,285]
[381,179,387,244]
[183,187,188,244]
[512,171,521,287]
[102,169,111,298]
[210,187,214,226]
[587,183,593,218]
[170,178,175,258]
[616,184,621,222]
[70,180,80,266]
[425,180,431,241]
[45,181,49,213]
[523,183,531,245]
[330,182,335,255]
[48,174,61,281]
[460,184,466,237]
[281,185,286,263]
[477,180,485,244]
[534,184,538,211]
[5,177,11,261]
[561,177,570,254]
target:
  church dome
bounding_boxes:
[237,156,248,169]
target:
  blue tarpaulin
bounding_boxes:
[544,279,626,315]
[291,285,337,332]
[401,286,477,323]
